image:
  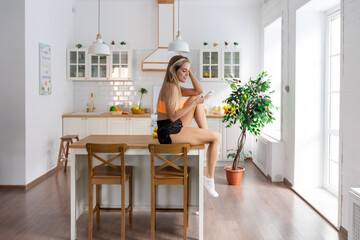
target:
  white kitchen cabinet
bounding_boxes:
[66,48,132,81]
[129,118,151,135]
[63,117,107,139]
[110,49,132,80]
[107,118,151,135]
[200,49,221,81]
[200,49,242,81]
[107,118,127,134]
[222,49,241,79]
[89,55,109,80]
[67,48,88,80]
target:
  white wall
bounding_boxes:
[0,0,26,185]
[25,0,75,184]
[341,0,360,230]
[71,0,262,112]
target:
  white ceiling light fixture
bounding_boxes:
[168,0,189,53]
[88,0,110,56]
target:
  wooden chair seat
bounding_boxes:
[154,166,190,179]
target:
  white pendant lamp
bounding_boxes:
[168,0,189,53]
[88,0,110,56]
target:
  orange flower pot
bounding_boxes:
[224,166,245,185]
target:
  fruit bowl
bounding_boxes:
[213,110,224,115]
[110,111,123,115]
[131,109,144,114]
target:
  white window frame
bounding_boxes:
[324,8,340,195]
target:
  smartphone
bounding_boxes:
[204,90,215,98]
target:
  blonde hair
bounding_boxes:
[158,55,190,111]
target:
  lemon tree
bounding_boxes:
[223,71,277,170]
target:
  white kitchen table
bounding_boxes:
[69,135,205,240]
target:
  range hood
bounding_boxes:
[141,0,178,72]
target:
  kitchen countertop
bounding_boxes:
[63,112,224,118]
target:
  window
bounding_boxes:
[324,9,340,195]
[263,17,282,140]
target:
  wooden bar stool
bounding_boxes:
[148,144,190,240]
[56,135,79,177]
[86,143,133,240]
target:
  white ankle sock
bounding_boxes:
[204,176,219,197]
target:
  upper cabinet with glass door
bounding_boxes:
[222,49,241,80]
[110,49,131,80]
[89,55,109,80]
[200,50,220,81]
[67,48,88,80]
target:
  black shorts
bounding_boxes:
[157,119,183,144]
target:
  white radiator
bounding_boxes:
[252,134,285,182]
[349,188,360,240]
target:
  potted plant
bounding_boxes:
[225,41,229,49]
[222,72,276,185]
[233,42,239,49]
[203,42,208,48]
[120,41,127,48]
[132,88,148,114]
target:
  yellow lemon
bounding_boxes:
[259,86,261,90]
[154,127,158,132]
[152,132,158,138]
[134,106,139,110]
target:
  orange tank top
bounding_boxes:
[157,98,184,114]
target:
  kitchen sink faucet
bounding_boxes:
[90,92,95,112]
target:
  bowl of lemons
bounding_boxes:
[131,106,145,114]
[212,106,224,115]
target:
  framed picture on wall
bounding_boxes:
[39,43,52,95]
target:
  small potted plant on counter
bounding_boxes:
[222,72,277,185]
[233,42,239,49]
[75,43,83,49]
[131,88,148,114]
[225,41,229,49]
[203,42,208,48]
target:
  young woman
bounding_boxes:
[156,55,221,197]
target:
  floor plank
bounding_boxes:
[0,160,345,240]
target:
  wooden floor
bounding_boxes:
[0,160,346,240]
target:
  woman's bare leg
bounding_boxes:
[193,104,208,129]
[170,127,221,178]
[181,96,208,129]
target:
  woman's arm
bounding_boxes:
[164,83,204,122]
[181,70,204,96]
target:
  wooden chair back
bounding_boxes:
[86,143,128,179]
[148,144,190,178]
